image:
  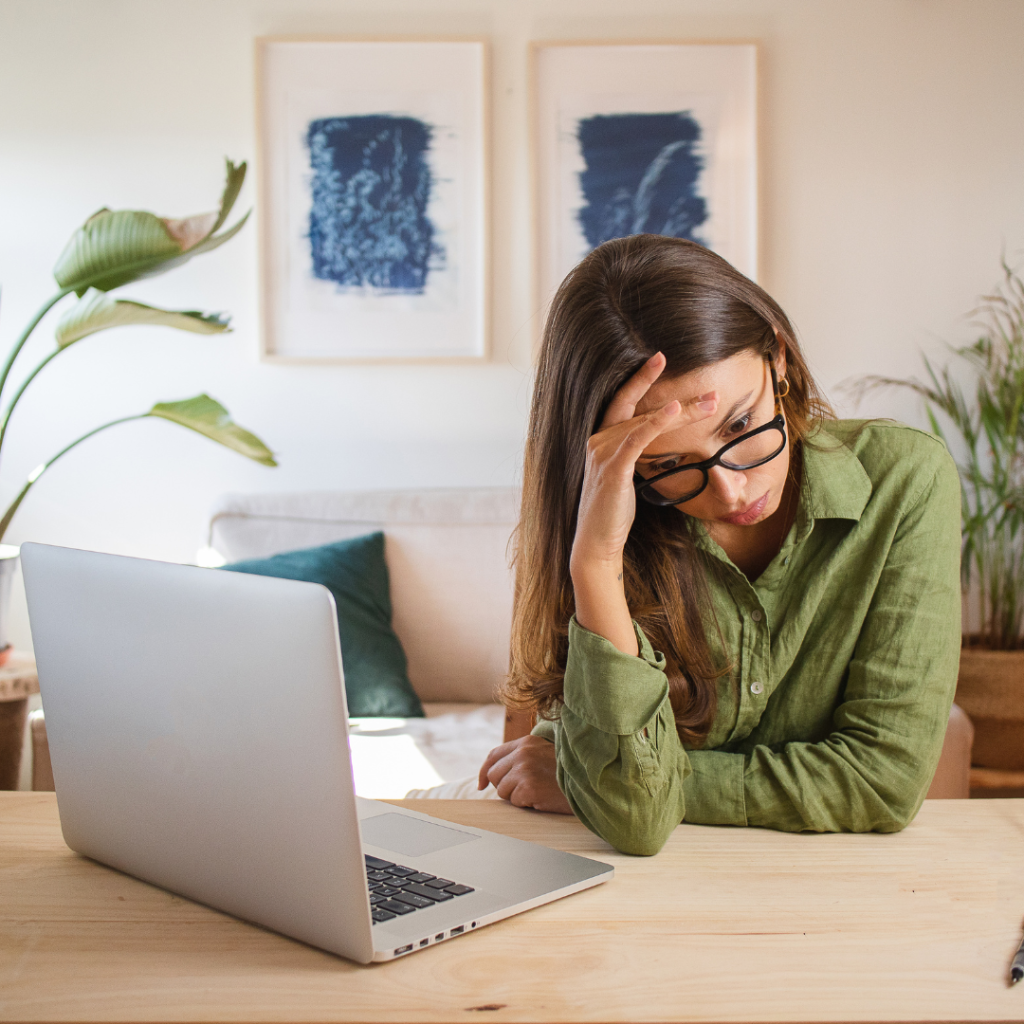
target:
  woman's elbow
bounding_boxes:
[873,793,923,833]
[843,788,922,834]
[608,827,673,856]
[566,788,680,856]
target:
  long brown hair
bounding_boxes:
[505,235,833,745]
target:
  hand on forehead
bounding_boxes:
[635,349,766,421]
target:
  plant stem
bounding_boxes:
[0,288,73,406]
[0,348,62,458]
[0,414,143,542]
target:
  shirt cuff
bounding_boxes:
[682,750,747,826]
[531,718,556,742]
[562,616,669,735]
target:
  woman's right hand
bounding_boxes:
[477,736,572,814]
[569,352,717,654]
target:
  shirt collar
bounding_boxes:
[690,422,872,561]
[798,423,872,525]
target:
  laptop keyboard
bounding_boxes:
[365,855,475,924]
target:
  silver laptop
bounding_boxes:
[21,542,612,963]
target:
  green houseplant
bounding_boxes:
[0,159,276,656]
[855,261,1024,770]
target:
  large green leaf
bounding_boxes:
[55,289,230,348]
[146,394,277,466]
[52,209,180,295]
[52,160,248,296]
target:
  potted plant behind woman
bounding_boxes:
[856,262,1024,776]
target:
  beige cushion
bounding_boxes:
[208,488,517,704]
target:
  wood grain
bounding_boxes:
[1,793,1023,1023]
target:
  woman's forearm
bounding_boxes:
[569,556,638,656]
[566,351,717,659]
[552,618,690,856]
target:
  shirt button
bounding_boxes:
[783,557,790,565]
[751,610,762,622]
[750,681,764,695]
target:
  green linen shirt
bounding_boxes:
[532,420,962,855]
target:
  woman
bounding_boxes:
[479,234,961,856]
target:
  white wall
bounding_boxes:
[1,0,1023,654]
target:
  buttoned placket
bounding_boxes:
[743,591,771,718]
[693,499,816,745]
[717,567,773,741]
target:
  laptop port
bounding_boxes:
[435,933,444,941]
[419,938,429,947]
[394,944,413,955]
[450,925,464,935]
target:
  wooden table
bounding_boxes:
[0,653,38,789]
[1,794,1023,1024]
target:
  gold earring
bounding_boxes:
[777,378,790,398]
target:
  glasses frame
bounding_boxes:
[634,359,788,508]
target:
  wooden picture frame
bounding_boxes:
[256,38,489,363]
[533,42,758,319]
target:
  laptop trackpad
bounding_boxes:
[361,812,481,857]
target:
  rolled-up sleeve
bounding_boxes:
[544,617,691,855]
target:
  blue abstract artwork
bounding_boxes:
[306,115,444,293]
[576,112,708,249]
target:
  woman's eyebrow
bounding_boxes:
[637,390,755,461]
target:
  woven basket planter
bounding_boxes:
[955,648,1024,770]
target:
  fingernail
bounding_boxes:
[696,399,716,412]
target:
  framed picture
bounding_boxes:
[533,42,757,315]
[257,38,488,362]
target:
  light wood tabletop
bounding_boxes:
[1,793,1023,1024]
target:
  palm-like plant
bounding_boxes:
[854,261,1024,649]
[0,159,275,541]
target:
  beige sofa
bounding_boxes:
[30,484,974,800]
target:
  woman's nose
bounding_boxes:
[707,465,745,505]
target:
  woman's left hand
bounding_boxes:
[477,736,573,814]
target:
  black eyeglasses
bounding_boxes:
[634,361,788,507]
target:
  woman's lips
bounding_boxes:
[720,491,770,526]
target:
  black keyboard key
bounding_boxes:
[372,908,396,923]
[365,855,395,871]
[372,884,403,897]
[404,873,436,884]
[403,882,453,901]
[387,866,417,878]
[366,870,393,882]
[378,899,415,916]
[444,884,475,896]
[392,891,435,909]
[423,878,454,889]
[369,894,387,904]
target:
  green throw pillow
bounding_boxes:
[221,533,424,718]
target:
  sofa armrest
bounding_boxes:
[926,703,974,799]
